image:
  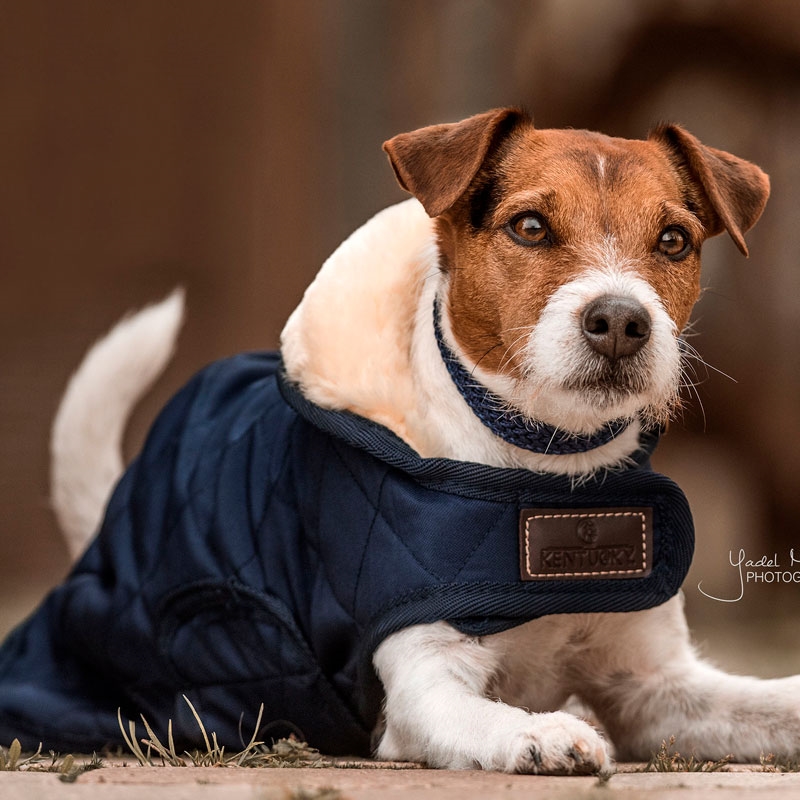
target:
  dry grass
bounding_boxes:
[641,736,732,773]
[117,695,325,768]
[760,753,800,773]
[0,738,103,782]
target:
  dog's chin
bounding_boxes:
[569,385,675,430]
[563,357,652,411]
[512,363,676,436]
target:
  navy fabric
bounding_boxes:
[0,352,694,756]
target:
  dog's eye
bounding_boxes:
[507,213,549,246]
[657,227,691,259]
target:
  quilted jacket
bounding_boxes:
[0,352,694,755]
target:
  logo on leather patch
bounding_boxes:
[519,507,653,581]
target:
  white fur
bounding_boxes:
[281,200,431,451]
[51,289,185,559]
[51,198,800,773]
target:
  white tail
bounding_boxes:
[50,289,186,560]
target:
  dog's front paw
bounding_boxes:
[501,711,613,776]
[378,709,612,774]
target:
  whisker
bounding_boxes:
[473,342,505,372]
[498,329,536,372]
[543,426,560,455]
[678,364,708,431]
[679,340,737,383]
[473,322,538,374]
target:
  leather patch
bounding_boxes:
[519,507,653,581]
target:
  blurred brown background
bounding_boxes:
[2,0,800,671]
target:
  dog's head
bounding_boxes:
[383,109,769,435]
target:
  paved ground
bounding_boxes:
[4,761,800,800]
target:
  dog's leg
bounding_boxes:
[576,596,800,761]
[373,621,613,774]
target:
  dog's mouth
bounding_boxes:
[511,345,679,436]
[564,353,650,403]
[554,348,680,429]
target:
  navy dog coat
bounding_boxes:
[0,352,694,756]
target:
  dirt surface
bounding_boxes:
[3,762,800,800]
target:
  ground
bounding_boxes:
[4,761,800,800]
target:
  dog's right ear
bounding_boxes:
[383,108,528,218]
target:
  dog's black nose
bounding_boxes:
[581,295,651,361]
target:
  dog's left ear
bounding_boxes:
[649,124,770,257]
[383,108,528,218]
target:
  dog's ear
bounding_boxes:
[649,124,770,257]
[383,108,528,218]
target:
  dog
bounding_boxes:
[1,108,795,776]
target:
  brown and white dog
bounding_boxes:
[54,109,799,774]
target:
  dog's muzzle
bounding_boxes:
[433,295,632,453]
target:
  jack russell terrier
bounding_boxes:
[0,108,792,776]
